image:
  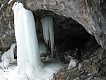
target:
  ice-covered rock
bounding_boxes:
[0,43,16,67]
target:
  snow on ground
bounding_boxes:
[0,43,17,80]
[0,65,18,80]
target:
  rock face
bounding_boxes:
[1,0,106,51]
[52,47,106,80]
[22,0,106,49]
[0,1,15,52]
[0,0,106,50]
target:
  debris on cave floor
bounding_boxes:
[53,47,106,80]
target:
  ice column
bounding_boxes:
[12,2,43,75]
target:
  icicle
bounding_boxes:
[48,16,54,53]
[41,17,50,45]
[39,42,48,55]
[41,16,54,53]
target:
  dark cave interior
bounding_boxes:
[53,18,100,62]
[33,10,100,62]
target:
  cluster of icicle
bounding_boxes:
[12,2,62,80]
[41,16,54,53]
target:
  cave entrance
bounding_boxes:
[33,10,100,62]
[53,18,100,62]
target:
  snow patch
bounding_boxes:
[0,65,17,80]
[0,43,16,68]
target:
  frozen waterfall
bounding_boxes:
[13,2,43,79]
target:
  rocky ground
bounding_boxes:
[52,47,106,80]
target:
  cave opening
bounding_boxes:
[33,10,100,62]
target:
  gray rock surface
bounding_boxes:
[0,0,106,50]
[21,0,106,49]
[53,47,106,80]
[0,1,15,52]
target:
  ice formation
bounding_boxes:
[41,16,54,53]
[0,43,16,67]
[12,2,43,79]
[13,2,62,80]
[39,42,48,55]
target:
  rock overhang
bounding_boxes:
[21,0,106,49]
[0,0,106,50]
